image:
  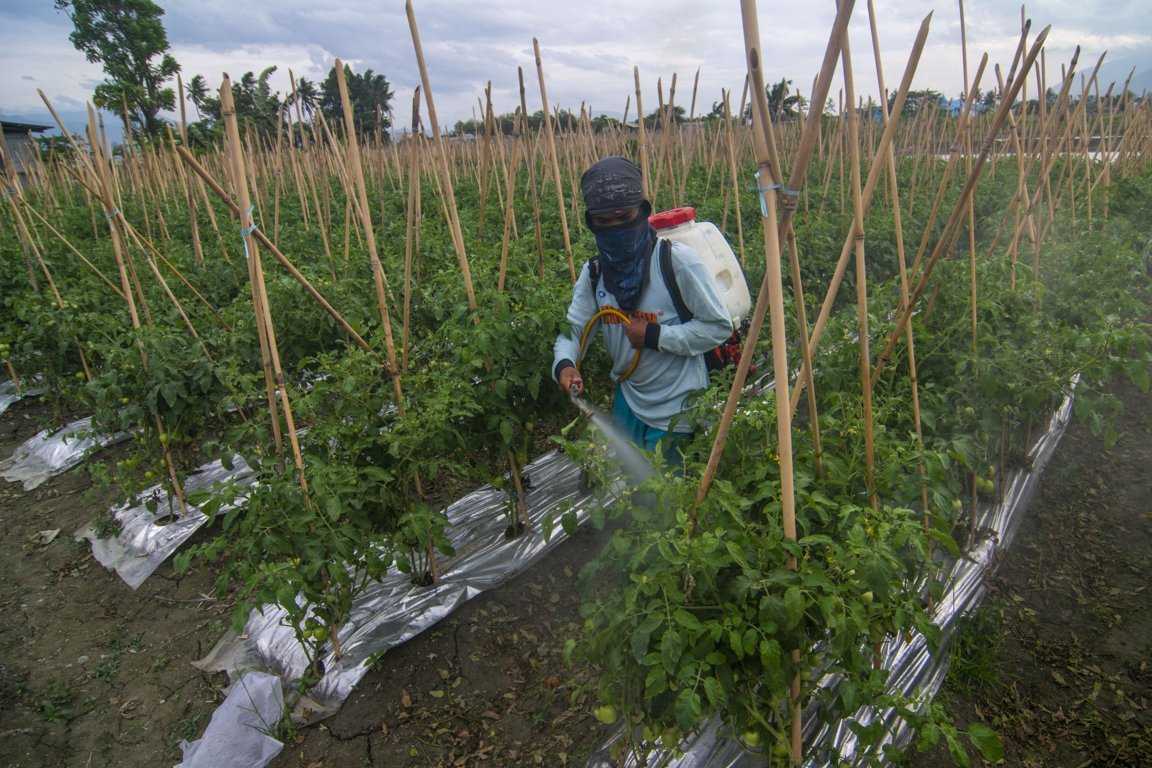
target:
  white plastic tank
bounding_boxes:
[649,207,752,324]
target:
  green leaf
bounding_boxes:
[784,586,805,629]
[673,689,701,731]
[562,638,576,664]
[672,608,703,632]
[703,676,726,707]
[631,618,661,664]
[644,666,667,698]
[943,727,971,767]
[967,723,1004,762]
[660,629,684,672]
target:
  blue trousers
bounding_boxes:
[611,386,690,468]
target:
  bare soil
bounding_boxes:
[0,398,231,768]
[910,377,1152,767]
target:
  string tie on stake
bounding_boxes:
[104,208,120,220]
[778,185,800,211]
[753,170,780,217]
[240,205,258,237]
[239,205,259,261]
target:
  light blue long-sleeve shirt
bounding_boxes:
[552,239,733,432]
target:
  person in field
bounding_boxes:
[553,156,733,461]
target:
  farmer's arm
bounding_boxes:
[646,247,733,356]
[552,262,597,382]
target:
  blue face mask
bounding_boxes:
[593,220,654,311]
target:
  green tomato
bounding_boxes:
[593,705,618,725]
[951,498,964,513]
[861,591,874,605]
[741,729,762,747]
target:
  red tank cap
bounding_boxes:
[648,206,696,230]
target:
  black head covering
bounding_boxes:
[580,156,645,215]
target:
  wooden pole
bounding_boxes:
[221,75,309,490]
[694,0,857,511]
[788,13,932,414]
[532,37,577,282]
[405,0,480,310]
[634,66,651,200]
[865,0,929,528]
[838,17,879,512]
[739,5,801,760]
[872,28,1055,380]
[335,59,405,404]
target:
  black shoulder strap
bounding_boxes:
[587,258,601,306]
[658,239,693,323]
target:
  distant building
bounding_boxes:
[1,120,51,187]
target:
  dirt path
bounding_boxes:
[911,377,1152,767]
[0,399,231,768]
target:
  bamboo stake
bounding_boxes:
[532,38,577,282]
[872,28,1055,380]
[838,15,879,513]
[403,89,421,373]
[176,74,204,266]
[788,14,932,415]
[517,67,546,279]
[176,147,377,357]
[865,0,929,528]
[721,91,746,265]
[694,0,857,513]
[221,75,309,488]
[634,67,651,200]
[406,1,480,309]
[738,5,802,760]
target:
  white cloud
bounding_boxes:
[1,0,1149,138]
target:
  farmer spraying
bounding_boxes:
[553,156,734,462]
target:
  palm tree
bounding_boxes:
[289,77,319,119]
[766,78,801,121]
[187,74,208,120]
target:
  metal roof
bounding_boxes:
[1,120,52,133]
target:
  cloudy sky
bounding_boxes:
[2,0,1149,141]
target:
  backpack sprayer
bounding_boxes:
[573,207,751,387]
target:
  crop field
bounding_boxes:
[1,1,1150,767]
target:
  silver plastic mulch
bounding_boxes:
[0,416,129,490]
[0,378,44,419]
[78,455,256,590]
[194,448,610,723]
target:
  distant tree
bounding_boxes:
[187,74,208,120]
[766,78,802,121]
[192,67,283,135]
[644,105,686,129]
[981,89,998,111]
[890,88,944,116]
[36,135,79,162]
[733,78,805,122]
[287,77,319,119]
[320,64,394,139]
[54,0,179,137]
[590,115,621,133]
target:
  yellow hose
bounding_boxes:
[578,307,642,382]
